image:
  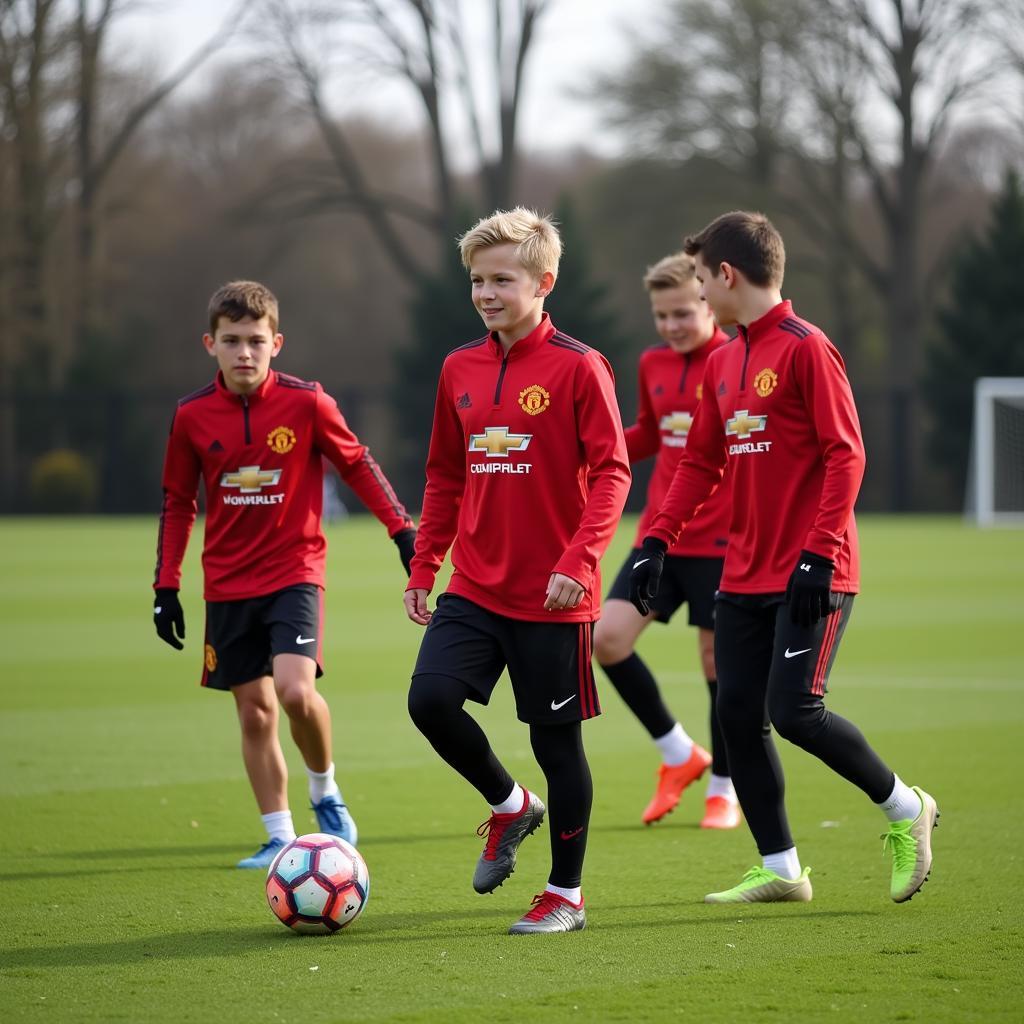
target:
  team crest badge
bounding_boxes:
[205,644,218,672]
[518,384,551,416]
[753,368,778,398]
[267,426,296,453]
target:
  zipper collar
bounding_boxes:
[215,369,276,404]
[736,300,794,345]
[488,312,556,360]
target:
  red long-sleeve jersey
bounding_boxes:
[408,314,631,622]
[155,370,413,601]
[648,301,864,593]
[627,328,732,556]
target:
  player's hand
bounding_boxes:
[404,588,432,626]
[627,538,667,616]
[785,549,835,628]
[393,528,417,577]
[545,573,585,611]
[154,588,185,650]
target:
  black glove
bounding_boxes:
[785,550,834,628]
[154,588,185,650]
[627,538,668,617]
[393,528,417,577]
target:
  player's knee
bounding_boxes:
[277,682,316,720]
[768,698,824,747]
[407,674,463,732]
[237,699,276,736]
[715,693,759,741]
[592,623,631,666]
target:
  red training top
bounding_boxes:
[155,370,413,601]
[408,314,631,622]
[626,328,732,557]
[647,301,864,593]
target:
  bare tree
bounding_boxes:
[258,0,552,277]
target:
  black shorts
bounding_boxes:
[411,594,599,725]
[201,584,324,691]
[606,549,723,628]
[713,591,854,699]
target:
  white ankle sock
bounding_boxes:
[545,883,582,905]
[654,723,694,766]
[706,774,736,801]
[877,775,923,823]
[306,762,341,804]
[490,783,525,815]
[261,810,296,844]
[763,848,801,879]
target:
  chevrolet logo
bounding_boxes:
[468,426,532,457]
[221,466,282,492]
[660,411,693,435]
[725,410,767,439]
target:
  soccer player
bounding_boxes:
[595,252,739,830]
[153,280,416,869]
[404,208,630,934]
[629,212,938,904]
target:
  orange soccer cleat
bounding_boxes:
[700,795,742,830]
[642,744,712,825]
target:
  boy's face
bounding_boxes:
[203,315,283,394]
[694,255,738,327]
[649,282,717,353]
[469,243,553,342]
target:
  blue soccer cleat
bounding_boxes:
[236,837,288,870]
[312,793,358,846]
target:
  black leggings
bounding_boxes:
[714,596,894,855]
[408,673,593,887]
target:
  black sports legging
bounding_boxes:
[408,673,592,888]
[714,596,895,855]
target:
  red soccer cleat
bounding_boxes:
[700,795,742,830]
[641,744,712,825]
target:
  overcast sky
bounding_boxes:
[111,0,658,158]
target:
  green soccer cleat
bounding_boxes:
[704,866,813,903]
[882,786,939,903]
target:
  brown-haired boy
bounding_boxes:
[404,208,630,933]
[594,252,739,830]
[630,212,939,904]
[153,280,416,868]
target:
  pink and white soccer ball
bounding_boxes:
[265,833,369,934]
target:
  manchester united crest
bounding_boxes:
[753,368,778,398]
[518,384,551,416]
[266,425,296,453]
[205,644,218,672]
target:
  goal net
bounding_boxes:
[966,378,1024,525]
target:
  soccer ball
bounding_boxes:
[265,833,369,934]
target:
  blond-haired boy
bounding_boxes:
[403,208,630,934]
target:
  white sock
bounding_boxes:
[306,762,341,804]
[654,723,694,766]
[877,775,923,823]
[545,883,582,905]
[261,810,296,844]
[763,848,801,879]
[706,774,736,801]
[490,782,525,816]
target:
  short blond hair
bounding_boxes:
[643,252,698,293]
[458,207,563,278]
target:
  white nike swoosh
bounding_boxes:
[784,647,812,659]
[154,607,162,615]
[551,695,577,711]
[296,636,317,645]
[632,558,650,570]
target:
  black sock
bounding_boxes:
[408,674,514,805]
[530,721,592,890]
[707,679,730,777]
[599,653,675,739]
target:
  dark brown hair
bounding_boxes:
[207,280,279,334]
[683,211,785,288]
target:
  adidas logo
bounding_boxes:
[456,392,472,409]
[208,440,224,453]
[718,381,727,396]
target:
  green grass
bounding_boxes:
[1,515,1022,1023]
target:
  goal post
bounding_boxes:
[968,377,1024,526]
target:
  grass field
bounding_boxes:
[2,515,1023,1023]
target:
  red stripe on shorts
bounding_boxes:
[812,611,841,696]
